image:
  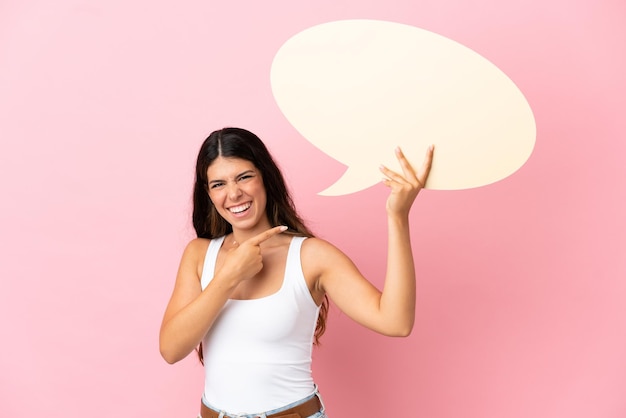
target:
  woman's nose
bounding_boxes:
[227,182,243,199]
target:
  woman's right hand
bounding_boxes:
[218,225,288,284]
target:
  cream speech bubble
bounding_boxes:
[271,20,536,195]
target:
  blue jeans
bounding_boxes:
[198,388,328,418]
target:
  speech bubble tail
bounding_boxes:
[318,167,376,196]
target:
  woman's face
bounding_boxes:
[206,156,269,233]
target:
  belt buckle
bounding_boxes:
[228,415,265,418]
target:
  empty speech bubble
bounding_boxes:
[271,19,536,195]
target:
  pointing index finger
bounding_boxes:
[248,225,288,246]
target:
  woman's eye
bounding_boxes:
[209,182,224,189]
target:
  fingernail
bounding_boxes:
[279,225,288,231]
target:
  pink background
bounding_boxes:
[1,1,625,417]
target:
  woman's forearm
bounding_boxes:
[379,215,417,336]
[159,277,235,364]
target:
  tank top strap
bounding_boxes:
[284,236,306,283]
[201,236,225,290]
[283,236,316,306]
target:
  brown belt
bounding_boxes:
[200,395,322,418]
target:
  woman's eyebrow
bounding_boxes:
[236,170,256,178]
[208,170,255,184]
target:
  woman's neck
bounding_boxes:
[230,222,273,245]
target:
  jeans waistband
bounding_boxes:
[200,387,324,418]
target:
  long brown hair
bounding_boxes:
[192,127,329,362]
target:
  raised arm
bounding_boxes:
[378,145,434,334]
[312,145,434,336]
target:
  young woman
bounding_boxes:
[159,127,434,418]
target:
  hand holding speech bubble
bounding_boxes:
[271,20,536,195]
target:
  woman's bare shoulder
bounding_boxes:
[301,237,351,266]
[178,238,213,280]
[179,237,213,264]
[184,237,211,252]
[300,236,361,297]
[302,236,335,253]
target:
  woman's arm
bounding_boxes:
[159,226,288,363]
[158,239,235,364]
[311,145,434,336]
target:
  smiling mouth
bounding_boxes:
[228,202,251,214]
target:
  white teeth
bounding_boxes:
[229,203,251,214]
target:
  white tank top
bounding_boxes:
[200,236,320,413]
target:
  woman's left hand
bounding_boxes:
[380,145,434,218]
